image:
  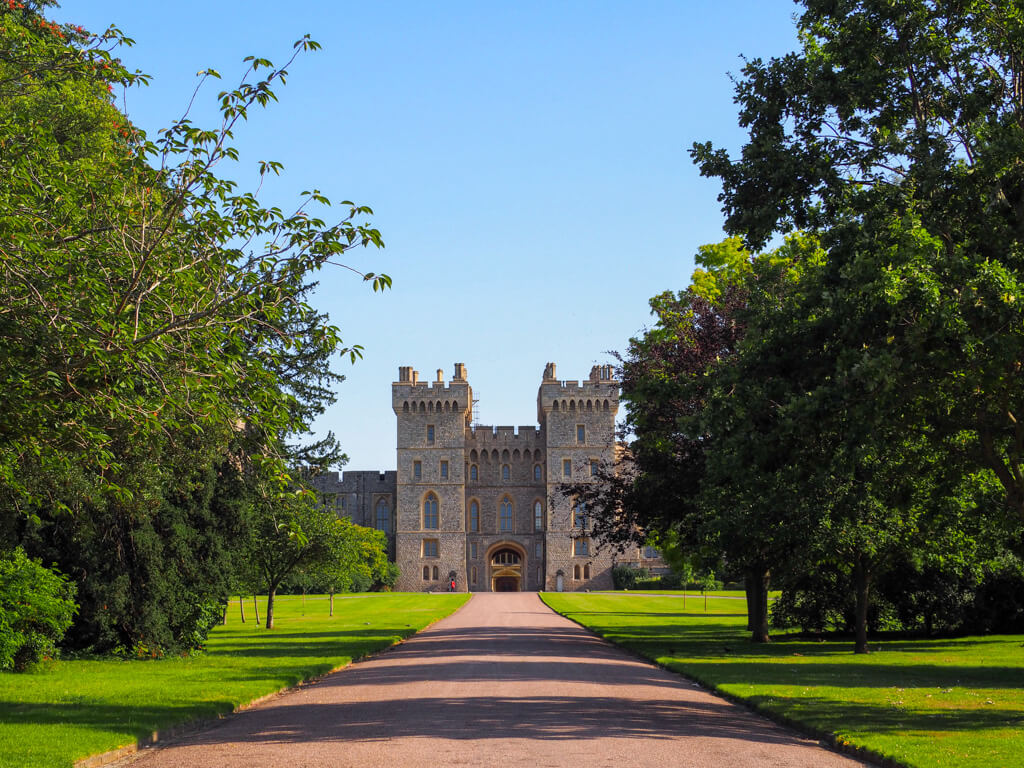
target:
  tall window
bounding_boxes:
[563,459,571,477]
[500,498,514,531]
[422,539,438,557]
[573,501,586,528]
[534,501,543,531]
[469,500,479,532]
[584,564,591,579]
[535,541,542,557]
[590,460,599,477]
[423,493,439,529]
[413,460,422,480]
[470,541,478,559]
[577,424,585,443]
[502,464,510,481]
[471,566,478,584]
[573,564,581,579]
[574,538,589,556]
[426,424,435,444]
[375,499,389,532]
[422,565,430,580]
[470,464,478,481]
[432,565,439,580]
[533,464,542,481]
[440,460,449,479]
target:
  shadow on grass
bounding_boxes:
[743,694,1024,734]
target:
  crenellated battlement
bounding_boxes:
[393,362,472,413]
[466,425,544,444]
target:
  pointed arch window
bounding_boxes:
[375,499,390,532]
[534,464,542,481]
[423,493,439,529]
[469,500,479,532]
[534,501,543,531]
[500,498,514,531]
[470,464,478,481]
[502,464,510,482]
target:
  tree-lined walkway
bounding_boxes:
[120,594,866,767]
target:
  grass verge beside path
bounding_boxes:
[542,592,1024,768]
[0,593,468,768]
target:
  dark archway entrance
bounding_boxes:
[489,548,522,592]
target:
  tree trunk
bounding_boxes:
[746,566,771,643]
[265,587,276,629]
[744,575,754,631]
[238,595,245,623]
[329,590,335,617]
[853,555,871,654]
[221,602,228,625]
[253,594,260,627]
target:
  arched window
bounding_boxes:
[422,566,430,580]
[469,500,479,532]
[375,499,390,532]
[420,402,426,413]
[470,464,478,481]
[569,400,576,411]
[534,501,543,531]
[432,565,439,580]
[587,400,593,411]
[471,566,478,584]
[491,549,520,565]
[603,399,610,411]
[573,500,586,528]
[403,401,409,412]
[423,493,439,529]
[502,464,510,482]
[500,498,514,531]
[573,564,581,580]
[584,564,591,579]
[534,464,542,481]
[452,400,458,410]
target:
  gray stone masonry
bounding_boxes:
[315,361,627,593]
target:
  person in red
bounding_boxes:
[449,578,455,592]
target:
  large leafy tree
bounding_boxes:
[692,0,1024,520]
[0,2,388,652]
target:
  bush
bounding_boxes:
[0,548,77,671]
[612,565,646,589]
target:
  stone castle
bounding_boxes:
[313,362,623,592]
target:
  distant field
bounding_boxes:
[0,593,468,768]
[542,592,1024,768]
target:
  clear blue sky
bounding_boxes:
[54,1,801,470]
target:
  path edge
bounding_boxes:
[537,592,901,768]
[73,593,473,768]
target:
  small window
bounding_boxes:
[573,501,586,529]
[423,493,439,529]
[469,500,479,532]
[533,464,542,481]
[471,541,478,559]
[584,564,591,579]
[339,496,347,512]
[502,464,510,482]
[573,564,581,580]
[413,460,422,480]
[577,424,585,443]
[644,545,659,559]
[536,566,542,583]
[563,459,571,477]
[574,538,589,556]
[422,565,430,580]
[590,460,598,477]
[535,541,542,557]
[432,565,439,580]
[470,464,478,481]
[440,460,449,479]
[427,424,435,444]
[422,539,439,558]
[534,501,543,531]
[471,566,478,584]
[500,498,514,531]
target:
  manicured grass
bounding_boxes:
[0,592,468,768]
[542,592,1024,768]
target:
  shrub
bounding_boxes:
[612,565,646,589]
[0,548,77,671]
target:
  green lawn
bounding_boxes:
[0,592,468,768]
[542,592,1024,768]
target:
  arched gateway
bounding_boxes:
[490,546,523,592]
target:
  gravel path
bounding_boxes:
[119,592,868,768]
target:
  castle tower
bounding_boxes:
[392,364,472,591]
[538,363,619,591]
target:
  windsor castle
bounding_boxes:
[313,362,643,592]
